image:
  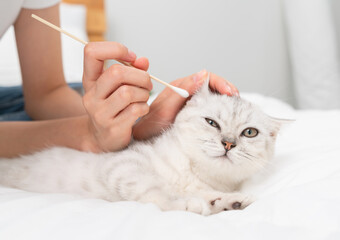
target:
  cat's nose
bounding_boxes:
[221,140,236,151]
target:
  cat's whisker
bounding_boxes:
[197,138,216,144]
[242,152,275,169]
[197,140,223,152]
[234,151,270,172]
[247,158,273,174]
[243,152,255,157]
[244,159,267,172]
[239,154,253,161]
[235,153,256,164]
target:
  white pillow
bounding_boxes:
[241,92,296,119]
[0,3,87,86]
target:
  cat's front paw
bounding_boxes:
[209,193,253,214]
[174,197,211,216]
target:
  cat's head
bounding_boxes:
[174,75,285,187]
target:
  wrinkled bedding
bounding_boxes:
[0,93,339,240]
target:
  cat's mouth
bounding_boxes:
[221,153,234,164]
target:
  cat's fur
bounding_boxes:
[0,78,282,215]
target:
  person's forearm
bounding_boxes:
[25,84,86,120]
[0,115,96,158]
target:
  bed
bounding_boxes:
[0,93,339,239]
[1,1,340,239]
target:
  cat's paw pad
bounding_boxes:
[177,197,211,215]
[210,193,253,213]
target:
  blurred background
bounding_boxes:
[1,0,340,109]
[107,0,292,104]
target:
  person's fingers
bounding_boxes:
[209,72,232,96]
[166,70,208,105]
[83,42,137,91]
[209,72,239,96]
[148,70,208,120]
[94,64,153,99]
[132,70,208,140]
[115,102,150,127]
[102,86,150,119]
[132,57,149,71]
[228,81,240,96]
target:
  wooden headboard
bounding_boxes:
[61,0,106,42]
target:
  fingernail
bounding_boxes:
[225,83,232,96]
[231,87,240,97]
[193,69,207,84]
[127,49,136,60]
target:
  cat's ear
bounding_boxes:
[196,72,211,96]
[271,117,295,126]
[268,116,295,138]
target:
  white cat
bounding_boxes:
[0,77,283,215]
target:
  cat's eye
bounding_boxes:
[205,118,220,129]
[242,128,258,138]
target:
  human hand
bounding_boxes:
[132,69,239,140]
[81,42,152,152]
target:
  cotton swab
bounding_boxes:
[31,14,189,98]
[116,61,190,98]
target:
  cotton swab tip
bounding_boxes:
[169,85,190,98]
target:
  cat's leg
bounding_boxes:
[132,186,212,215]
[103,163,251,215]
[104,165,212,215]
[126,182,252,215]
[108,175,211,214]
[112,175,251,215]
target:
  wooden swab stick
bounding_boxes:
[31,14,189,98]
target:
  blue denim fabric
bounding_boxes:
[0,83,83,121]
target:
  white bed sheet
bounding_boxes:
[0,94,340,240]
